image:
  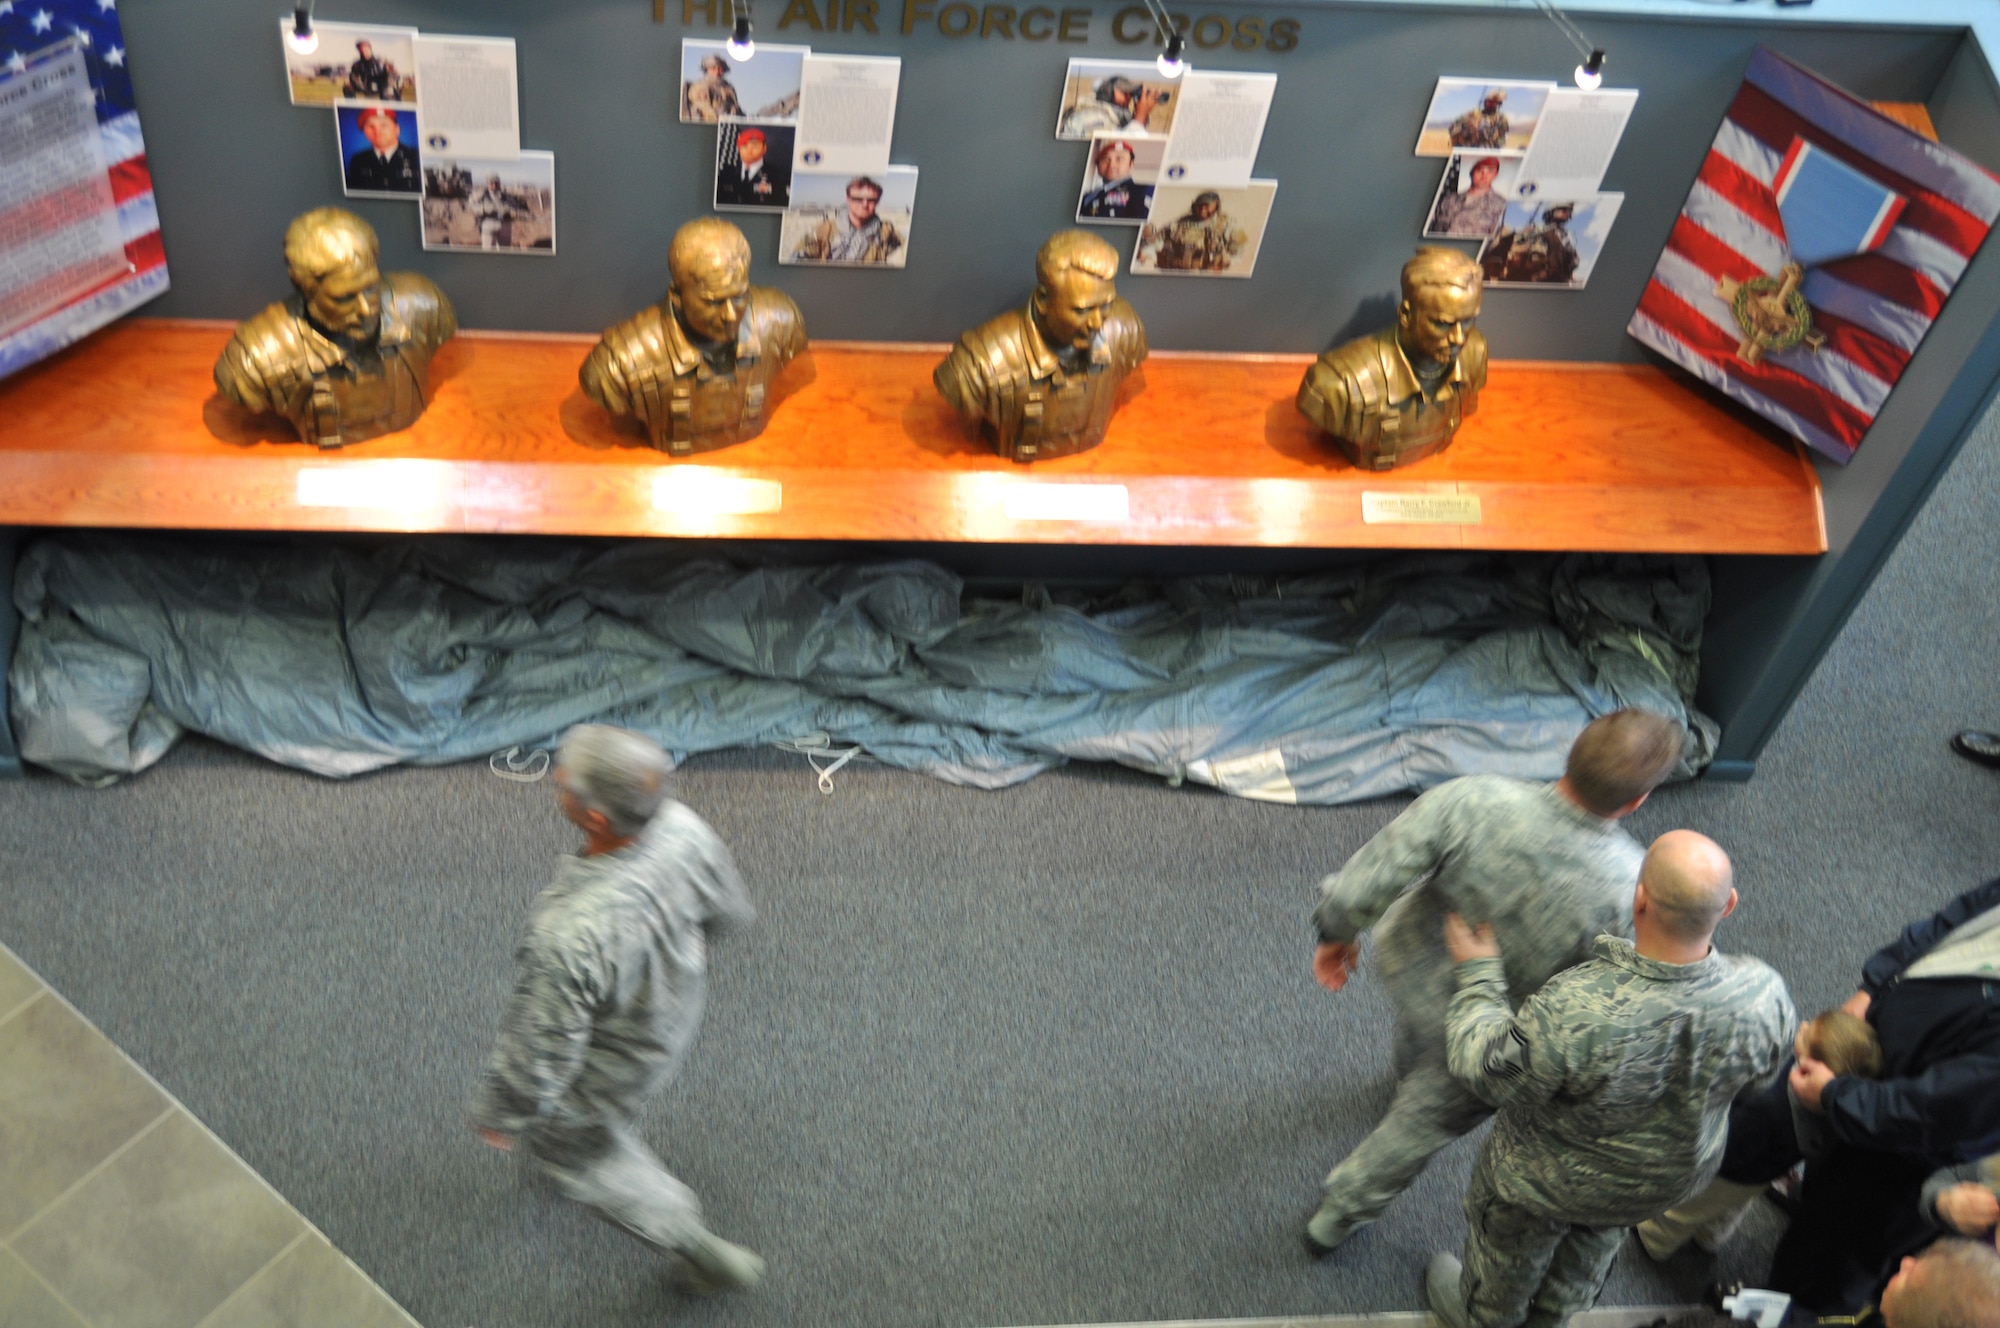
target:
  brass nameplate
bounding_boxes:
[1360,492,1482,525]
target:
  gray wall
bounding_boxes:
[128,0,1972,353]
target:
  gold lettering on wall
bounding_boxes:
[669,0,1298,50]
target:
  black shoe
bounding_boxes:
[1952,730,2000,769]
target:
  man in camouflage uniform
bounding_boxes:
[1483,202,1581,286]
[1430,156,1509,238]
[683,54,742,122]
[1059,74,1164,137]
[1303,709,1684,1255]
[470,725,764,1293]
[343,40,393,100]
[1450,88,1511,149]
[933,229,1147,461]
[1143,191,1247,271]
[580,217,806,455]
[790,175,904,265]
[1427,830,1796,1328]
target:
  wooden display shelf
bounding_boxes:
[0,318,1824,552]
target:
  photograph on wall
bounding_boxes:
[1423,153,1522,239]
[1477,192,1622,288]
[1414,77,1552,157]
[421,151,555,255]
[1131,180,1278,278]
[336,103,423,198]
[1076,133,1164,225]
[714,121,793,209]
[780,167,916,268]
[1627,47,1999,465]
[1054,58,1179,140]
[281,20,417,106]
[679,38,809,124]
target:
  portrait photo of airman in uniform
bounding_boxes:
[1075,135,1163,225]
[678,39,806,124]
[1132,182,1278,278]
[714,124,794,211]
[782,170,917,268]
[1054,59,1178,140]
[281,20,415,106]
[420,153,557,255]
[1424,154,1520,240]
[338,104,422,198]
[1414,77,1552,157]
[1480,193,1623,289]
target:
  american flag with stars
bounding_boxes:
[0,0,167,379]
[1627,47,1999,465]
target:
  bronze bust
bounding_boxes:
[580,217,806,456]
[214,208,457,449]
[1298,247,1487,470]
[934,230,1148,463]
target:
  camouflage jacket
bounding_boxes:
[683,78,741,122]
[470,800,755,1136]
[1147,213,1247,270]
[1314,776,1641,1049]
[1449,937,1796,1224]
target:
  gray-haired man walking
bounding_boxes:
[470,724,763,1293]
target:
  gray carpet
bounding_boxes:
[0,407,1996,1328]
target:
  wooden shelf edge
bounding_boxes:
[0,453,1827,553]
[0,320,1827,554]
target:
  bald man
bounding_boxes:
[1426,832,1795,1328]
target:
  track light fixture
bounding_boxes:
[1140,0,1186,79]
[727,0,755,60]
[1575,48,1606,91]
[1533,0,1606,92]
[286,1,319,56]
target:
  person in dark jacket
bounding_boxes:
[1650,876,2000,1314]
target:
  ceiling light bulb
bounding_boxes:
[1575,48,1605,91]
[1156,33,1187,80]
[287,3,317,55]
[727,16,755,60]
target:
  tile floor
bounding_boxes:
[0,944,419,1328]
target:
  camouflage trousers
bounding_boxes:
[1318,1020,1494,1230]
[1458,1161,1625,1328]
[525,1116,707,1256]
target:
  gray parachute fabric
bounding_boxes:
[9,534,1718,801]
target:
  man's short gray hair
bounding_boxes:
[556,724,672,838]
